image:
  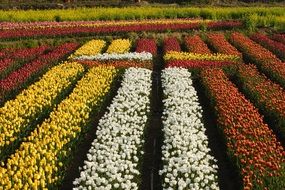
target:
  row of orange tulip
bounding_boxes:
[201,68,285,190]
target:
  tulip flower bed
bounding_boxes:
[0,19,207,30]
[73,67,152,190]
[163,37,181,53]
[69,38,155,69]
[0,58,14,77]
[0,62,84,162]
[165,60,236,68]
[164,51,240,62]
[185,35,212,54]
[201,68,285,190]
[2,19,285,190]
[77,60,153,69]
[0,45,49,79]
[163,35,241,69]
[135,38,157,55]
[74,52,153,61]
[0,48,13,58]
[0,66,118,189]
[106,39,131,54]
[271,34,285,45]
[230,32,285,88]
[250,33,285,61]
[206,33,241,57]
[0,42,79,103]
[0,20,242,40]
[68,39,106,59]
[235,64,285,140]
[7,45,49,60]
[160,67,219,190]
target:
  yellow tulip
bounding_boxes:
[0,66,118,188]
[164,51,241,62]
[69,39,106,58]
[106,39,131,54]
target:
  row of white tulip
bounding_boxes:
[73,52,153,61]
[73,67,152,190]
[160,68,219,190]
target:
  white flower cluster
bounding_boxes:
[73,67,152,190]
[73,52,153,61]
[160,68,219,190]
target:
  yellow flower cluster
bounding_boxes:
[69,39,106,58]
[106,39,131,54]
[0,62,84,160]
[164,51,241,62]
[0,66,117,190]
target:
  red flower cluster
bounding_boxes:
[77,60,152,69]
[0,48,14,59]
[0,58,14,74]
[185,35,211,54]
[206,33,241,56]
[165,60,235,68]
[163,37,181,53]
[230,32,285,88]
[236,64,285,136]
[0,42,79,97]
[201,68,285,190]
[0,51,6,58]
[271,34,285,45]
[0,21,242,40]
[0,45,50,79]
[135,38,157,55]
[10,45,49,60]
[251,33,285,61]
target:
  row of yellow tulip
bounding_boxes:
[0,65,117,190]
[164,51,241,62]
[0,62,84,161]
[106,39,131,54]
[69,39,106,58]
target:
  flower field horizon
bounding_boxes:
[0,5,285,190]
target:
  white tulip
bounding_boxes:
[73,68,152,189]
[160,68,219,190]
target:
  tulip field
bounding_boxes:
[0,15,285,190]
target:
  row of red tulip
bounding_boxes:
[163,37,181,53]
[0,46,49,60]
[185,35,212,54]
[0,46,49,79]
[135,38,157,55]
[0,42,79,103]
[206,33,241,56]
[201,68,285,190]
[7,45,49,60]
[271,34,285,45]
[0,21,242,40]
[229,32,285,88]
[250,33,285,61]
[0,58,14,76]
